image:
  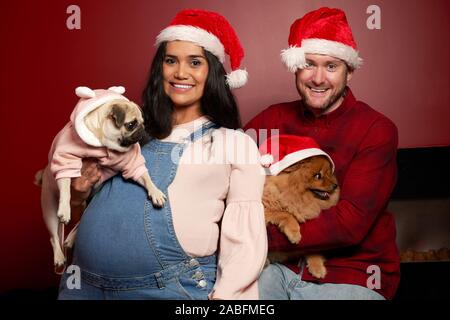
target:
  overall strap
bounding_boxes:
[172,121,219,165]
[146,121,220,266]
[185,121,219,144]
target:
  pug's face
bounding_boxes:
[84,99,146,152]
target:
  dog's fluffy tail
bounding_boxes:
[34,169,44,187]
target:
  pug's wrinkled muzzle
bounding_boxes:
[120,126,146,147]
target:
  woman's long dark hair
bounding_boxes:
[142,42,242,139]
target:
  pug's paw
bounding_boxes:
[57,205,71,224]
[149,189,166,207]
[54,248,66,268]
[64,234,75,249]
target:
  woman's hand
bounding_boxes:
[70,158,101,207]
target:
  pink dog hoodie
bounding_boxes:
[47,86,148,187]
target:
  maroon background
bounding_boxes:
[1,0,449,292]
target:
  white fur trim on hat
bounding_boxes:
[281,39,363,72]
[260,154,274,167]
[281,46,307,73]
[156,25,225,63]
[226,69,248,89]
[75,86,96,99]
[267,148,335,176]
[301,39,362,69]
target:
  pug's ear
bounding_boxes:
[110,105,126,128]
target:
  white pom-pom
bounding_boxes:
[108,86,126,94]
[75,86,96,98]
[226,69,248,89]
[280,46,307,73]
[260,154,274,168]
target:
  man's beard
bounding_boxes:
[299,84,347,114]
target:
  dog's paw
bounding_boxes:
[284,225,301,244]
[57,205,71,224]
[63,225,79,249]
[63,236,75,249]
[54,251,66,268]
[308,264,327,279]
[149,189,166,207]
[276,218,301,244]
[50,237,66,274]
[306,256,327,279]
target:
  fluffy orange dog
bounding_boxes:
[260,135,339,279]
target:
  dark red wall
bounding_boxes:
[1,0,449,292]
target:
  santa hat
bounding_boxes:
[155,9,248,89]
[259,135,335,176]
[70,86,129,147]
[281,7,363,72]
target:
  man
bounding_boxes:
[245,7,400,299]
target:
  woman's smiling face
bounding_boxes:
[163,40,209,112]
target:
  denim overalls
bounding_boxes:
[58,122,219,300]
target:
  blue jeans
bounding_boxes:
[58,122,219,300]
[259,263,385,300]
[58,256,216,300]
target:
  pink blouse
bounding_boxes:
[161,116,267,299]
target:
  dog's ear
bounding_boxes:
[110,104,126,128]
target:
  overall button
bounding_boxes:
[189,259,199,267]
[192,271,204,280]
[198,280,207,288]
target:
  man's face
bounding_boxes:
[295,54,353,116]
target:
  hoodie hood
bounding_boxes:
[70,86,129,147]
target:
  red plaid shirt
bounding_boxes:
[244,88,400,299]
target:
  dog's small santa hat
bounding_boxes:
[71,86,129,147]
[281,7,363,72]
[155,9,248,89]
[259,135,335,176]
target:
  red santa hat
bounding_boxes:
[259,135,335,176]
[281,7,363,72]
[155,9,248,89]
[71,86,129,147]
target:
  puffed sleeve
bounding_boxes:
[209,131,268,300]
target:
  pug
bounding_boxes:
[37,86,165,271]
